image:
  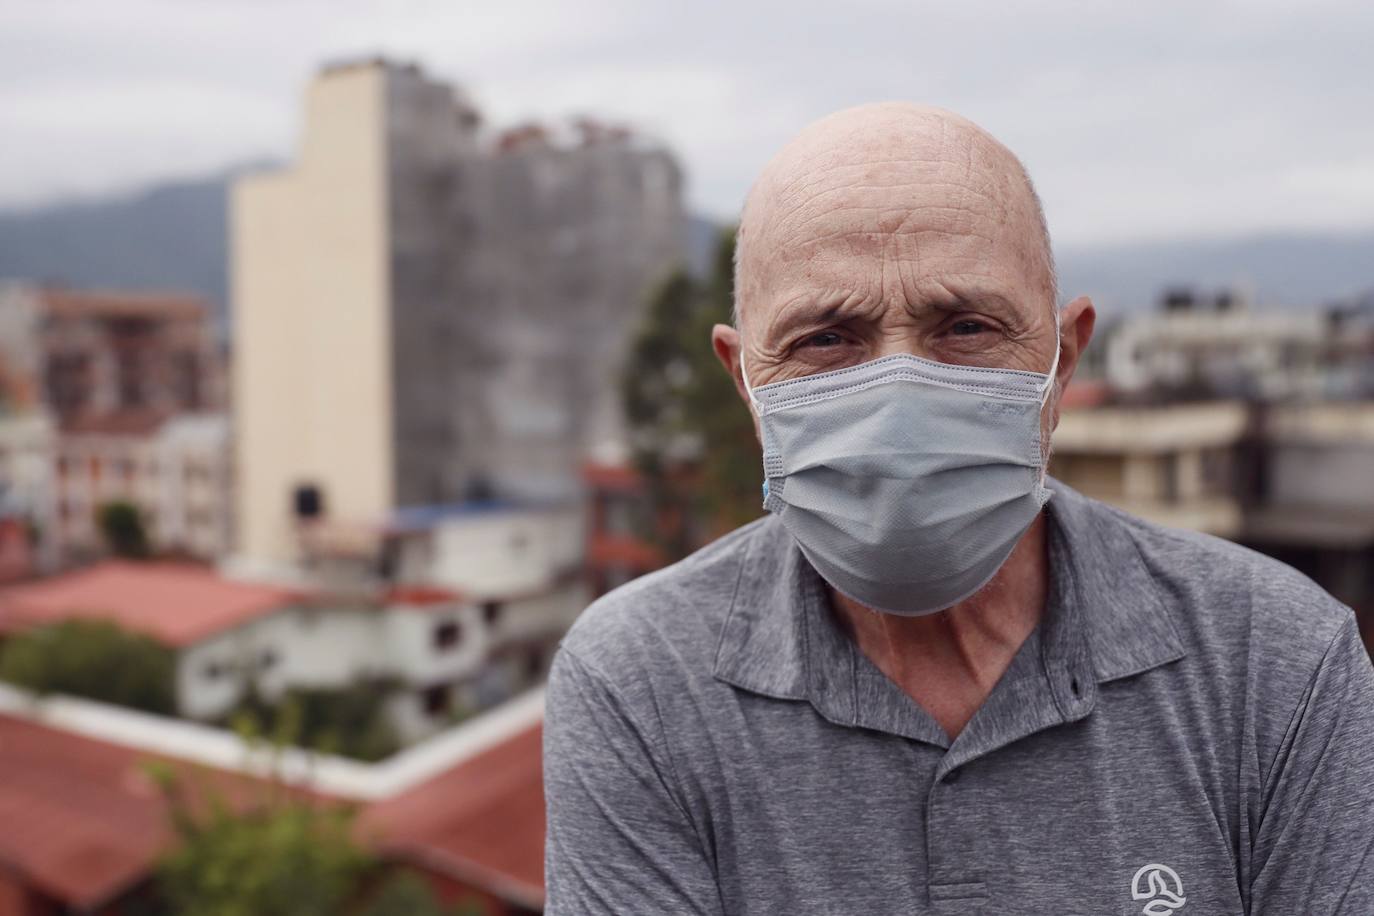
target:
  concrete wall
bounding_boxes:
[413,506,584,596]
[384,602,490,688]
[232,62,395,566]
[1050,402,1249,536]
[441,142,685,500]
[1265,402,1374,510]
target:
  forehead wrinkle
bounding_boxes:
[772,179,1007,238]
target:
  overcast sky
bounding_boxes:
[2,0,1372,247]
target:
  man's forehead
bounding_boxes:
[746,105,1020,227]
[737,103,1049,323]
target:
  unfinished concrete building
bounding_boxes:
[233,60,685,569]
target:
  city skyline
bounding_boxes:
[3,0,1374,247]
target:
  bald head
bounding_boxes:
[734,103,1056,336]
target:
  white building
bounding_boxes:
[54,411,233,562]
[2,495,588,745]
[0,411,58,572]
[1105,299,1331,400]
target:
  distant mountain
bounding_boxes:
[1057,230,1374,314]
[0,166,267,338]
[683,213,722,279]
[4,171,1371,336]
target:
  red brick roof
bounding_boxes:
[360,724,546,910]
[0,561,302,646]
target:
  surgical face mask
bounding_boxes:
[743,332,1060,616]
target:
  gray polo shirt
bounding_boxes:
[543,482,1374,914]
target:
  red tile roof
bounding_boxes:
[360,724,546,910]
[1060,379,1111,409]
[384,585,464,607]
[60,407,172,436]
[581,461,643,491]
[0,712,547,912]
[0,561,302,647]
[0,713,326,910]
[40,289,207,321]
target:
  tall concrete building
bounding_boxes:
[233,60,685,568]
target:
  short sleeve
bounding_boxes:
[542,648,723,915]
[1249,613,1374,913]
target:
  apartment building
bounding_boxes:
[232,59,685,572]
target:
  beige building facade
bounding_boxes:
[232,62,397,571]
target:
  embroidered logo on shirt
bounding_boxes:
[1131,864,1187,915]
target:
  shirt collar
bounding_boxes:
[712,479,1187,710]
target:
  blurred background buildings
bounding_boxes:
[0,4,1372,912]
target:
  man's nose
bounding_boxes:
[871,330,936,363]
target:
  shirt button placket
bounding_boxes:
[925,765,987,913]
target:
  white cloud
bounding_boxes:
[1,0,1372,245]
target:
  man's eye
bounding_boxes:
[950,319,989,336]
[801,331,846,348]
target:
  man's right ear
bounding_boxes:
[711,324,750,405]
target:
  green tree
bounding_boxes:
[226,679,403,762]
[358,872,483,916]
[97,499,152,558]
[0,618,175,713]
[153,782,368,916]
[622,228,761,559]
[140,735,481,916]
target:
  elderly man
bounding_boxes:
[542,104,1374,914]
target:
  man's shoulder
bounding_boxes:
[558,516,777,686]
[1075,490,1354,680]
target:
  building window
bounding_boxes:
[433,620,462,651]
[293,483,324,520]
[482,601,503,626]
[259,648,278,670]
[175,351,202,409]
[525,647,544,679]
[203,660,224,680]
[422,684,451,716]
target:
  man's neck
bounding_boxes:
[829,514,1050,741]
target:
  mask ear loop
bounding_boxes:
[1035,310,1063,493]
[740,354,760,408]
[1038,310,1063,408]
[740,354,773,505]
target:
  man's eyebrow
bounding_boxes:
[759,288,1025,341]
[762,296,863,341]
[923,290,1022,322]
